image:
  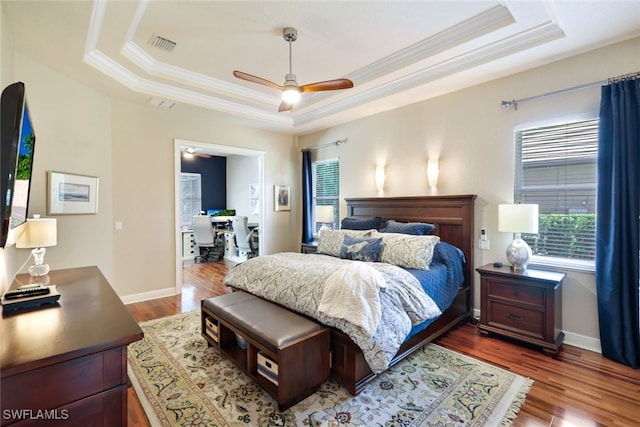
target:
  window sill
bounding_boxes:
[529,256,595,274]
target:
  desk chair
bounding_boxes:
[192,215,223,263]
[232,216,259,259]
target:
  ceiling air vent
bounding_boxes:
[149,34,176,52]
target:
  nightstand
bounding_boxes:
[476,264,565,355]
[301,241,319,254]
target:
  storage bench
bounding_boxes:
[201,291,330,411]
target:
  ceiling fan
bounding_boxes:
[233,27,354,112]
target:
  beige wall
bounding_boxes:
[1,26,297,297]
[110,102,295,299]
[298,37,640,350]
[3,52,116,283]
[227,155,261,225]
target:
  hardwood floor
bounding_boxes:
[126,261,640,426]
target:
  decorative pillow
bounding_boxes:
[340,235,383,262]
[372,231,440,270]
[383,219,436,235]
[317,228,374,257]
[340,216,383,230]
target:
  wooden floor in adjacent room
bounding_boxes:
[126,261,640,426]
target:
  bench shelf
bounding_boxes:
[201,293,330,411]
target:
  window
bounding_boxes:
[514,118,598,270]
[313,159,339,233]
[181,172,201,228]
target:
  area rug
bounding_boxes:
[128,310,532,426]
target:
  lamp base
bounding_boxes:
[506,238,532,271]
[28,263,50,277]
[29,247,50,277]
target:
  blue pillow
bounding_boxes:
[340,216,382,230]
[383,219,435,235]
[340,235,383,262]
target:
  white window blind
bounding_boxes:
[313,159,339,232]
[515,118,598,263]
[181,172,202,228]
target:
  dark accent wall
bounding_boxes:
[181,155,226,212]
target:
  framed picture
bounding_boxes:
[250,183,260,215]
[47,171,99,215]
[274,185,290,211]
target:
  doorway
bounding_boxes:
[173,138,266,294]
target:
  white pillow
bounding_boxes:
[317,229,375,257]
[372,231,440,270]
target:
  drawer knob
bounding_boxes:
[507,314,524,321]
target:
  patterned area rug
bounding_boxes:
[128,311,532,426]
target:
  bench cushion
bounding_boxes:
[202,291,325,350]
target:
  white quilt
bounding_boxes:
[223,252,442,372]
[318,262,387,337]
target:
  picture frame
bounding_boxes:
[250,183,260,215]
[47,171,99,215]
[274,185,290,211]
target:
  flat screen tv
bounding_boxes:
[1,82,36,248]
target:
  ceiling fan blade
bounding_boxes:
[233,71,283,90]
[300,78,354,93]
[278,101,293,112]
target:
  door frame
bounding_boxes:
[173,138,266,294]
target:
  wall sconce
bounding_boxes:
[427,159,439,189]
[375,165,385,191]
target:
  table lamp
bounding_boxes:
[16,214,57,276]
[498,204,538,271]
[315,205,334,231]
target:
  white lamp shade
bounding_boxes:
[498,204,539,234]
[315,205,334,223]
[16,217,57,248]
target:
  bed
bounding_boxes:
[224,195,476,395]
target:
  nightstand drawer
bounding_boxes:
[488,281,545,307]
[477,264,565,355]
[486,301,545,340]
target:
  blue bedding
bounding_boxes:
[404,241,466,339]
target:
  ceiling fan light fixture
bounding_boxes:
[233,27,353,111]
[282,86,301,104]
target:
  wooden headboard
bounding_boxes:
[345,195,477,291]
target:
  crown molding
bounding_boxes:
[294,21,565,128]
[85,0,565,132]
[347,5,515,85]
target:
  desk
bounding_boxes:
[1,266,143,426]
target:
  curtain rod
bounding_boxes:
[302,138,347,152]
[501,71,640,111]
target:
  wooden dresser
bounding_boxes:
[476,264,565,355]
[1,266,143,426]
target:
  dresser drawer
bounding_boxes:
[486,301,545,340]
[488,281,545,307]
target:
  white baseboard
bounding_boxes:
[563,331,601,354]
[472,309,601,354]
[120,287,177,305]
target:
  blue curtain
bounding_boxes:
[596,77,640,368]
[301,150,313,243]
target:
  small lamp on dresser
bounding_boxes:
[16,214,57,277]
[498,204,538,271]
